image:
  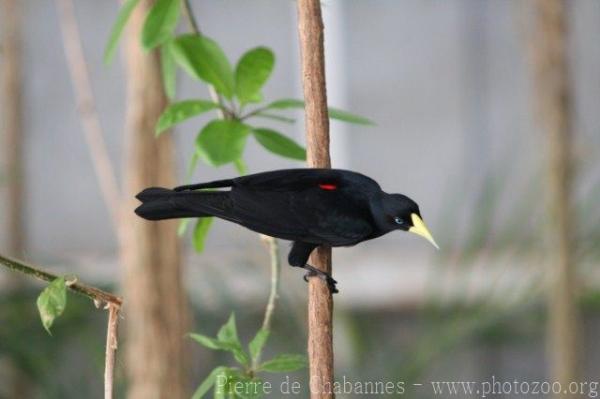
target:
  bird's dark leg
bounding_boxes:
[288,241,338,294]
[302,264,338,294]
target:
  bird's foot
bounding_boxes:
[302,264,339,294]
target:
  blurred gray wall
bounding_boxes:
[0,0,598,284]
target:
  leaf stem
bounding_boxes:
[251,236,281,370]
[181,0,225,119]
[261,236,281,333]
[0,254,123,306]
[240,104,272,121]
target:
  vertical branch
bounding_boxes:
[296,1,334,397]
[530,0,580,393]
[1,0,25,257]
[104,303,120,399]
[54,0,121,229]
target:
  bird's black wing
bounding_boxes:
[229,169,380,245]
[231,168,380,192]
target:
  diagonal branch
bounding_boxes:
[55,0,121,229]
[0,254,122,306]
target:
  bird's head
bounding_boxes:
[383,194,439,249]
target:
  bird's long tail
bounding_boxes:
[134,187,233,221]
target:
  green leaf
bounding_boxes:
[214,368,233,399]
[172,34,235,99]
[234,158,247,175]
[234,47,275,105]
[217,313,239,344]
[266,98,375,125]
[253,112,295,124]
[186,151,201,181]
[196,120,250,166]
[248,328,270,363]
[327,107,376,125]
[192,366,226,399]
[36,277,68,334]
[193,217,213,252]
[216,314,250,367]
[252,128,306,161]
[103,0,141,64]
[161,41,177,99]
[265,98,304,109]
[141,0,180,50]
[189,333,238,351]
[155,100,220,135]
[177,218,192,237]
[258,354,307,373]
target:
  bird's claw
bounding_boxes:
[302,266,339,294]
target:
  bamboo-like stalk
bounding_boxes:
[121,1,191,398]
[296,1,335,397]
[530,0,580,395]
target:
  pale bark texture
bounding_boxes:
[1,0,25,258]
[530,0,580,395]
[296,1,335,397]
[121,1,191,398]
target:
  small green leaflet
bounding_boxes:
[266,98,375,125]
[189,333,238,351]
[141,0,181,50]
[234,158,247,175]
[217,313,239,344]
[248,328,270,363]
[155,100,220,135]
[217,313,250,367]
[193,217,213,252]
[103,0,141,64]
[258,354,307,373]
[235,47,275,105]
[160,41,177,99]
[191,366,227,399]
[196,120,250,166]
[254,112,295,124]
[190,314,250,368]
[171,34,235,99]
[37,277,68,334]
[252,128,306,161]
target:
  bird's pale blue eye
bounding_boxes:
[394,217,404,225]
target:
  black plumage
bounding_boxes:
[135,168,437,292]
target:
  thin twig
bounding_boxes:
[181,0,225,118]
[251,236,282,369]
[0,254,122,306]
[104,303,121,399]
[261,236,281,332]
[55,0,121,230]
[0,254,122,398]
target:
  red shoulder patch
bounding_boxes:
[319,183,337,191]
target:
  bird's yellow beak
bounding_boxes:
[409,213,439,249]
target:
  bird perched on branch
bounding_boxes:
[135,168,438,293]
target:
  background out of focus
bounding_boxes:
[0,1,599,398]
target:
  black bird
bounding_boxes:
[135,168,438,293]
